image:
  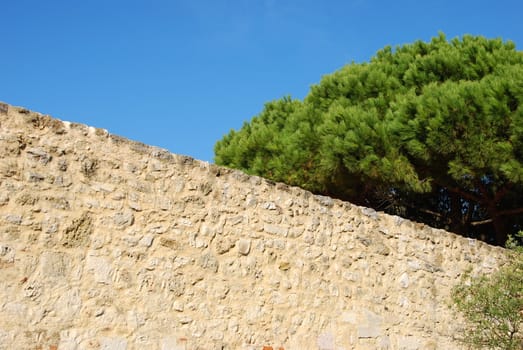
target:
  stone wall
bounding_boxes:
[0,103,508,349]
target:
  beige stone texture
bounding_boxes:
[0,102,509,349]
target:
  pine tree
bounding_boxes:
[214,33,523,245]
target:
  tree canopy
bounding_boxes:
[214,34,523,245]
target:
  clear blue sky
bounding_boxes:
[2,0,522,162]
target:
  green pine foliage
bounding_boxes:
[214,33,523,245]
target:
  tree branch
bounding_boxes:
[496,207,523,217]
[470,219,493,226]
[469,207,523,226]
[493,183,512,203]
[439,183,484,204]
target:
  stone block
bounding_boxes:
[358,324,381,339]
[399,272,410,288]
[0,192,9,206]
[264,224,288,236]
[341,311,358,324]
[159,237,178,250]
[238,238,251,255]
[278,261,291,271]
[26,147,52,165]
[40,251,70,281]
[62,212,92,248]
[262,201,278,210]
[86,255,113,284]
[113,211,134,227]
[199,252,219,272]
[317,332,335,350]
[378,336,391,349]
[358,309,383,339]
[100,337,127,350]
[139,234,154,247]
[4,214,22,225]
[173,300,184,312]
[216,237,235,254]
[161,336,186,350]
[398,336,422,350]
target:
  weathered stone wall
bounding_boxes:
[0,103,508,350]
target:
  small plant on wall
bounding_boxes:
[451,232,523,349]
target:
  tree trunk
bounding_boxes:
[449,192,465,234]
[487,206,508,246]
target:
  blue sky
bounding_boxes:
[2,0,522,162]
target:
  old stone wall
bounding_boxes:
[0,103,508,349]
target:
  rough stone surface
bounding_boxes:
[238,238,251,255]
[0,103,510,349]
